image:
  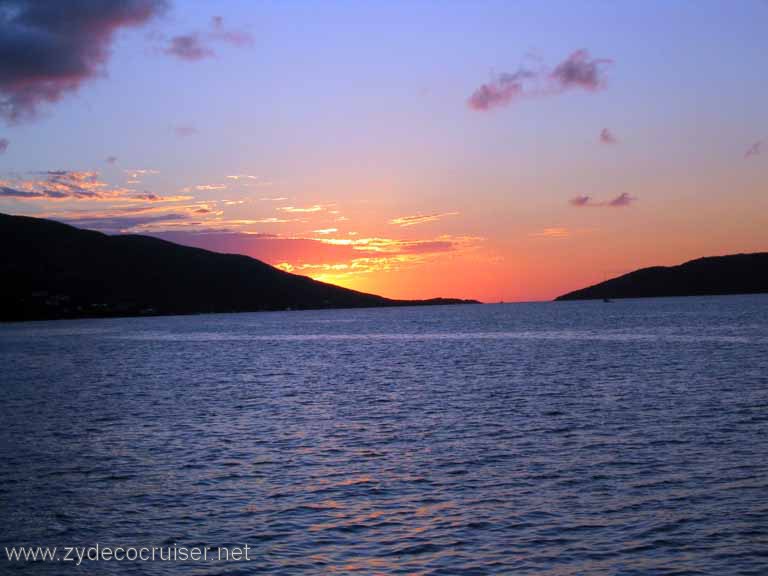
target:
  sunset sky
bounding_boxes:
[1,0,766,301]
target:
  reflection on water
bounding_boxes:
[1,295,767,575]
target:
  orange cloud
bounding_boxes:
[278,204,325,213]
[531,227,570,239]
[389,211,459,227]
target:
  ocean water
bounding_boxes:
[1,295,767,575]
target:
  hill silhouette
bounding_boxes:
[556,253,768,301]
[0,213,476,321]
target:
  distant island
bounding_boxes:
[0,213,477,321]
[556,253,768,301]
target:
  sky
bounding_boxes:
[0,0,766,302]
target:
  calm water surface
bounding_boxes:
[1,296,767,575]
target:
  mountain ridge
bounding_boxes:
[556,253,768,301]
[0,213,477,321]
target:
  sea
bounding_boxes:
[1,295,767,575]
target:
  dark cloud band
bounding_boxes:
[0,0,167,122]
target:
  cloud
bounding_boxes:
[745,140,762,159]
[608,192,634,207]
[278,204,325,213]
[569,195,591,207]
[313,228,338,235]
[317,235,477,255]
[124,168,159,178]
[0,169,181,202]
[165,15,253,62]
[210,16,253,47]
[0,170,115,200]
[389,211,459,227]
[165,33,213,61]
[40,199,228,233]
[226,174,272,187]
[243,217,295,224]
[55,213,191,234]
[467,70,534,111]
[530,227,570,239]
[130,192,160,201]
[0,0,167,123]
[468,50,611,111]
[600,128,617,144]
[1,185,44,198]
[0,138,8,153]
[569,193,636,207]
[105,155,118,164]
[193,184,227,191]
[551,50,611,91]
[144,232,479,272]
[172,124,198,137]
[226,174,259,180]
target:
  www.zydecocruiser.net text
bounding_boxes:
[5,544,252,566]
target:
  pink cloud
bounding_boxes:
[211,16,254,47]
[467,70,534,111]
[468,50,612,112]
[608,192,634,207]
[164,16,253,63]
[570,193,635,207]
[745,140,762,159]
[389,212,460,227]
[172,124,198,137]
[569,195,591,207]
[551,50,612,91]
[600,128,618,144]
[0,170,176,202]
[166,34,214,61]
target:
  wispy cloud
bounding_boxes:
[317,235,481,255]
[313,228,338,235]
[172,124,198,137]
[551,50,612,91]
[105,155,118,164]
[224,174,272,187]
[125,168,159,177]
[166,34,213,61]
[165,15,253,62]
[608,192,634,207]
[0,0,167,123]
[0,170,123,200]
[0,138,8,154]
[43,200,231,234]
[569,195,591,207]
[194,184,227,191]
[0,170,183,203]
[467,70,535,111]
[530,227,570,239]
[745,140,762,159]
[210,16,254,47]
[278,204,325,213]
[570,193,636,208]
[600,128,618,144]
[226,174,259,180]
[468,50,612,111]
[388,211,459,227]
[248,217,296,224]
